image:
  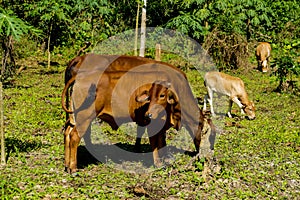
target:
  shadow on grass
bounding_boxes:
[77,143,195,170]
[4,137,44,160]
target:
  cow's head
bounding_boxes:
[257,60,266,73]
[243,101,256,120]
[261,60,268,73]
[136,81,178,120]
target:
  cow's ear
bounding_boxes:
[136,90,150,102]
[167,90,178,104]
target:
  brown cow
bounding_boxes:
[62,54,186,151]
[256,42,271,72]
[62,54,215,173]
[203,71,255,120]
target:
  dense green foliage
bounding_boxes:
[1,0,299,87]
[1,0,299,46]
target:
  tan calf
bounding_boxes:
[203,71,255,120]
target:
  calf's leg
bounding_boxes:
[227,99,233,118]
[203,94,208,111]
[205,89,215,116]
[231,96,245,115]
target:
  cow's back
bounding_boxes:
[204,71,244,96]
[65,54,186,81]
[256,42,271,60]
[71,57,188,131]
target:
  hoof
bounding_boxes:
[71,172,79,177]
[65,166,78,175]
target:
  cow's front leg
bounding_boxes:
[149,134,162,167]
[227,99,233,118]
[147,119,168,167]
[134,126,146,152]
[232,97,245,115]
[157,130,167,163]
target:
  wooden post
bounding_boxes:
[155,44,161,61]
[0,82,6,165]
[134,3,140,56]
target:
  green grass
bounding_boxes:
[0,60,299,199]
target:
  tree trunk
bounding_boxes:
[134,3,140,56]
[246,18,251,41]
[1,36,15,80]
[47,22,53,69]
[0,82,5,165]
[139,0,147,57]
[1,41,8,78]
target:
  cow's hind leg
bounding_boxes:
[68,126,81,174]
[64,123,72,171]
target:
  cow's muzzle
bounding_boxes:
[246,115,255,120]
[146,113,153,119]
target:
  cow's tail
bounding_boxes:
[65,55,85,85]
[76,41,91,56]
[62,76,76,113]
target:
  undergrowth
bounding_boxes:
[0,56,299,199]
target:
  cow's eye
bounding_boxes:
[160,94,165,98]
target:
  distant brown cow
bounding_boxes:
[62,54,215,173]
[256,42,271,72]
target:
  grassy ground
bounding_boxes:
[0,57,299,199]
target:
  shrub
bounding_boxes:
[271,40,300,92]
[203,28,250,71]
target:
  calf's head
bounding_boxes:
[260,60,268,73]
[243,101,256,120]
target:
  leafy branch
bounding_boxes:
[0,9,41,81]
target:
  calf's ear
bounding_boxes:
[135,90,150,102]
[167,90,178,104]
